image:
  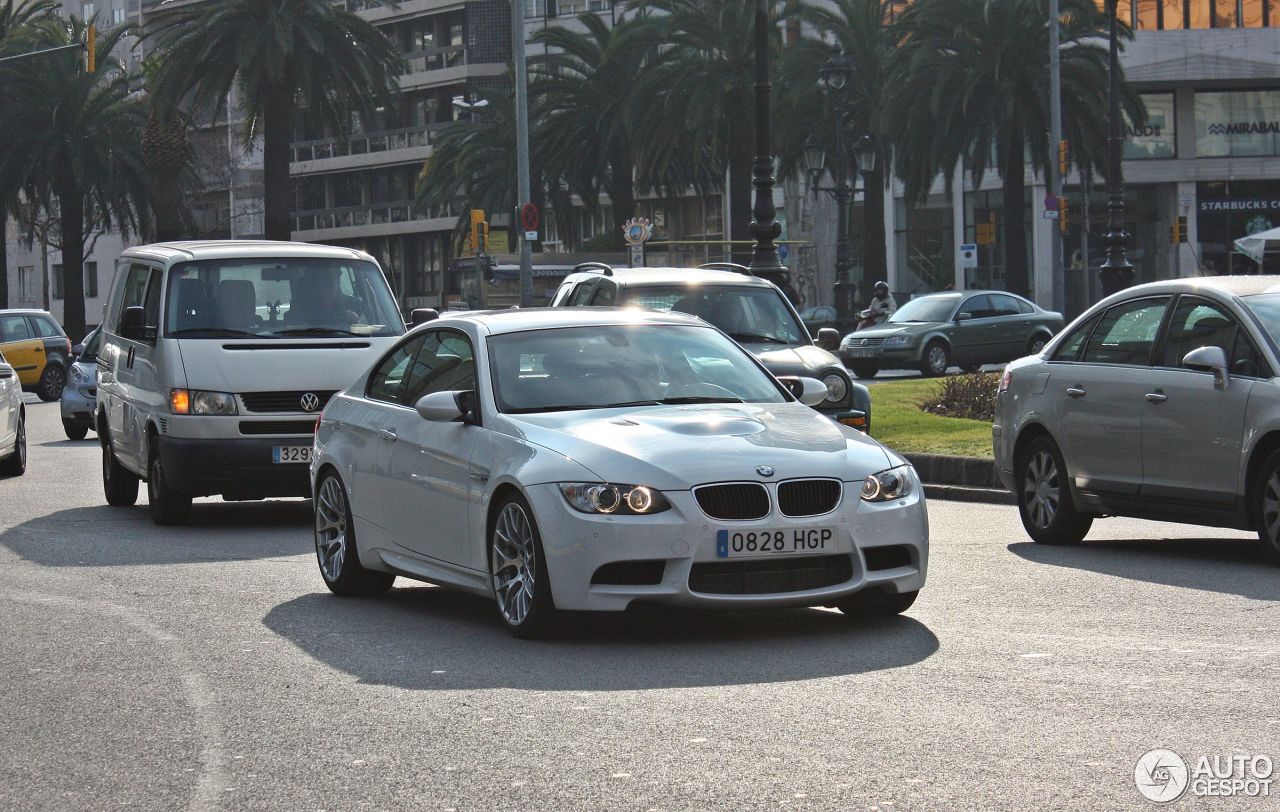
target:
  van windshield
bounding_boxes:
[163,258,404,338]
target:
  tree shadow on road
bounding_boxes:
[1007,537,1279,600]
[262,586,939,691]
[0,501,312,567]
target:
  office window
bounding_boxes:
[1213,0,1237,25]
[525,0,547,17]
[1161,0,1186,26]
[1197,91,1280,158]
[18,266,35,302]
[1242,0,1265,24]
[112,7,126,24]
[85,261,98,298]
[52,264,64,300]
[1189,0,1213,26]
[82,2,96,21]
[1136,0,1159,28]
[1124,93,1176,159]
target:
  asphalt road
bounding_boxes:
[1,398,1277,811]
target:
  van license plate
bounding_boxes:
[273,446,311,464]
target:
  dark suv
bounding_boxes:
[551,264,871,430]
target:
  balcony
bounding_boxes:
[404,45,466,75]
[291,125,445,164]
[293,200,461,234]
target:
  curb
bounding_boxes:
[923,484,1015,505]
[904,453,1013,505]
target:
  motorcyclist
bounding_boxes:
[856,281,897,330]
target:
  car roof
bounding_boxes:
[120,240,375,265]
[1114,275,1280,299]
[422,306,711,336]
[560,266,778,289]
[0,308,56,317]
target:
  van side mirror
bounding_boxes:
[815,328,840,350]
[409,308,439,326]
[1182,345,1230,389]
[120,306,149,342]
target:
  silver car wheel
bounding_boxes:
[315,477,349,581]
[1261,471,1280,545]
[927,345,947,375]
[1023,449,1060,529]
[492,501,537,626]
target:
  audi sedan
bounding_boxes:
[311,308,928,637]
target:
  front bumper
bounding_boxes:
[60,384,96,424]
[839,346,919,369]
[526,481,928,613]
[157,435,313,499]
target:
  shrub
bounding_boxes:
[919,372,1000,423]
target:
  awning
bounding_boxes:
[1233,225,1280,265]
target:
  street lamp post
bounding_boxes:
[747,0,787,283]
[1099,0,1133,297]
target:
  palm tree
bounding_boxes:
[775,0,896,303]
[0,18,150,339]
[0,0,58,308]
[881,0,1141,297]
[144,0,405,241]
[140,56,192,243]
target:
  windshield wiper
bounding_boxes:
[168,327,259,337]
[270,327,362,337]
[506,401,659,414]
[727,332,789,344]
[656,396,744,404]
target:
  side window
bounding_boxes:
[1082,297,1170,366]
[114,264,151,332]
[32,317,61,338]
[551,282,578,307]
[588,281,617,306]
[988,294,1021,317]
[367,335,427,404]
[569,281,596,306]
[402,330,476,405]
[0,315,33,342]
[143,269,163,330]
[959,294,992,319]
[1160,297,1239,369]
[1232,331,1266,378]
[1050,314,1101,362]
[1016,298,1034,314]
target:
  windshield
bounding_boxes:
[163,257,404,338]
[488,324,789,414]
[1242,294,1280,344]
[618,285,807,344]
[80,328,102,360]
[888,294,962,324]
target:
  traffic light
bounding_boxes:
[1058,140,1069,177]
[468,208,486,253]
[85,24,96,73]
[1174,214,1188,244]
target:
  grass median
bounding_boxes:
[866,378,994,458]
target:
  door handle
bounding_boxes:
[378,427,398,442]
[1144,392,1168,404]
[1066,387,1086,398]
[34,347,43,352]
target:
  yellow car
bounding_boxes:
[0,309,73,401]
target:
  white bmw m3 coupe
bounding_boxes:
[310,308,929,637]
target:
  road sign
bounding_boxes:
[622,217,653,245]
[628,244,644,268]
[778,244,789,261]
[1044,194,1058,210]
[958,243,978,269]
[519,202,539,233]
[1043,209,1059,220]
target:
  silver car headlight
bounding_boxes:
[169,389,239,415]
[861,465,914,502]
[820,371,849,404]
[883,335,913,347]
[70,366,89,384]
[559,483,671,515]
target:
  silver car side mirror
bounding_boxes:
[1182,345,1230,389]
[796,376,830,407]
[415,390,464,422]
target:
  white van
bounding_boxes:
[97,241,406,524]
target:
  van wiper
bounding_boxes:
[169,327,259,337]
[270,327,362,336]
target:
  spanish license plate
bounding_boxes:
[847,348,876,358]
[272,446,311,464]
[716,528,834,558]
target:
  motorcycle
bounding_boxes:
[854,307,888,332]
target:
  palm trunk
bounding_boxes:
[262,81,294,241]
[151,170,184,242]
[860,160,886,302]
[728,90,754,264]
[606,144,635,250]
[0,206,8,309]
[1001,133,1030,298]
[55,176,86,340]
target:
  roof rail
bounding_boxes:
[698,262,754,276]
[572,261,614,277]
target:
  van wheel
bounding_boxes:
[37,364,65,401]
[148,443,191,525]
[1252,449,1280,566]
[102,432,139,506]
[1016,436,1092,544]
[0,409,26,477]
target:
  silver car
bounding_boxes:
[993,276,1280,564]
[60,328,100,441]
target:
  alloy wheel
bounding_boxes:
[17,415,26,468]
[492,501,537,626]
[42,367,65,400]
[1023,449,1060,529]
[1261,471,1280,551]
[315,477,349,581]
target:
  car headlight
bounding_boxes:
[860,465,914,502]
[559,483,671,515]
[70,366,89,384]
[820,371,849,404]
[883,335,913,347]
[169,389,238,415]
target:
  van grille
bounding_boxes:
[239,420,316,436]
[240,390,336,414]
[693,483,770,521]
[777,479,842,517]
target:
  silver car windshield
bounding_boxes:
[618,285,806,345]
[163,258,403,338]
[888,294,962,324]
[1243,294,1280,344]
[488,324,789,414]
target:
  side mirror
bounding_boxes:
[409,308,439,326]
[815,327,840,350]
[778,375,829,407]
[120,306,148,342]
[954,312,972,322]
[71,342,85,359]
[415,390,478,424]
[1182,345,1230,389]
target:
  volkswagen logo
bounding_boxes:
[859,338,869,346]
[300,392,321,412]
[756,465,775,478]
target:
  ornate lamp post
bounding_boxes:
[1099,0,1133,297]
[747,0,787,285]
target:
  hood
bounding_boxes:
[504,402,892,490]
[174,338,392,394]
[747,343,845,376]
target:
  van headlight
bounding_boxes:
[170,389,238,415]
[860,465,914,502]
[559,483,671,515]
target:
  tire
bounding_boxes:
[850,362,879,380]
[1016,435,1092,545]
[961,364,982,375]
[0,409,27,477]
[63,420,89,441]
[1027,334,1049,356]
[1252,449,1280,566]
[37,364,66,402]
[837,588,918,619]
[490,492,558,639]
[313,472,395,596]
[920,341,950,377]
[101,431,139,506]
[147,441,192,526]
